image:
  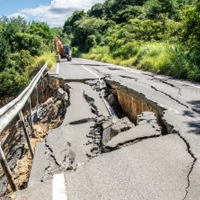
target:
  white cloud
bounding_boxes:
[7,12,27,19]
[10,0,105,27]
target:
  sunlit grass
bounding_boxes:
[26,52,56,77]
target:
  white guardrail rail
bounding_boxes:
[0,61,48,191]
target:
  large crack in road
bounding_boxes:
[1,72,199,199]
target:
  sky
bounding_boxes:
[0,0,105,27]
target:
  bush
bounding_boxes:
[0,70,29,96]
[170,44,200,80]
[10,50,34,72]
[112,40,141,59]
[15,33,45,56]
[26,52,56,77]
[135,42,172,74]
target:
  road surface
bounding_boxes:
[15,58,200,200]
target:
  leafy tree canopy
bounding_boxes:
[63,10,86,34]
[27,21,54,45]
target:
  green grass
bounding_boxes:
[80,42,200,81]
[26,52,56,77]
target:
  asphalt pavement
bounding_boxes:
[12,58,200,200]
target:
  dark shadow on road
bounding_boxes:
[187,100,200,114]
[69,118,94,125]
[187,121,200,135]
[183,110,195,118]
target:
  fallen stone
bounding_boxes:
[137,111,157,125]
[107,93,116,105]
[85,80,99,86]
[105,123,161,150]
[102,126,112,146]
[57,87,69,104]
[110,117,134,138]
[102,120,112,130]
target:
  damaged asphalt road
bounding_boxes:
[25,58,200,200]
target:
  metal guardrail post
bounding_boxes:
[35,85,39,112]
[28,97,33,134]
[18,112,34,158]
[0,146,17,191]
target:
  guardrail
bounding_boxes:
[0,61,48,191]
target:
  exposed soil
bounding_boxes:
[0,77,69,196]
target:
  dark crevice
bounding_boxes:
[192,107,200,114]
[69,118,95,125]
[143,73,182,96]
[108,67,121,71]
[175,131,197,200]
[120,75,138,81]
[104,135,160,153]
[83,93,99,116]
[44,142,60,167]
[106,79,197,199]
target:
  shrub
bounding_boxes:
[135,42,172,74]
[10,50,34,72]
[26,52,56,77]
[0,70,29,96]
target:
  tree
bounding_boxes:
[27,21,54,47]
[63,10,86,34]
[0,32,11,71]
[52,27,72,45]
[144,0,188,21]
[88,3,104,18]
[112,5,144,23]
[72,17,107,51]
[182,5,200,42]
[1,17,21,53]
[14,33,45,56]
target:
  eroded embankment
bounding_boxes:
[0,76,69,196]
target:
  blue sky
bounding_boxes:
[0,0,105,27]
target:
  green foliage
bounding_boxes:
[112,41,141,59]
[63,10,86,34]
[170,44,200,80]
[0,32,11,71]
[27,21,54,48]
[72,17,107,51]
[26,52,56,77]
[0,16,56,98]
[182,6,200,42]
[134,42,172,74]
[112,6,145,23]
[14,33,45,56]
[10,50,34,72]
[0,70,29,96]
[88,3,104,18]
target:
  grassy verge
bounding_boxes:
[81,42,200,81]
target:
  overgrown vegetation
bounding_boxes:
[63,0,200,81]
[1,0,200,99]
[0,16,56,97]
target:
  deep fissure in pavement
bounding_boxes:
[105,79,196,199]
